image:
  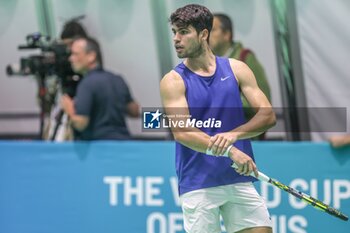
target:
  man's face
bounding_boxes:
[171,24,204,58]
[69,39,91,74]
[209,17,229,55]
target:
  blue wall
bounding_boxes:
[0,141,349,233]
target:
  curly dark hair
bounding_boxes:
[170,4,213,42]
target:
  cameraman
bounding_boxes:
[44,20,88,141]
[61,37,140,140]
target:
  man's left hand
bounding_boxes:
[208,132,238,156]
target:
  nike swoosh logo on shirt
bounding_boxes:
[221,76,230,81]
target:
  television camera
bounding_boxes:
[6,32,81,139]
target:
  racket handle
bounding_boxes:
[231,163,270,183]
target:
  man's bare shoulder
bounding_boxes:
[228,58,254,81]
[162,70,182,82]
[160,70,186,99]
[228,58,249,71]
[161,70,185,90]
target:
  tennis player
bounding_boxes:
[160,4,276,233]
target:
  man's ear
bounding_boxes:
[200,29,209,41]
[223,31,232,42]
[87,51,97,64]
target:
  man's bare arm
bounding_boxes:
[230,59,276,139]
[208,59,276,155]
[127,101,140,118]
[160,71,211,153]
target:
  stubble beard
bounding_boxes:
[177,40,204,59]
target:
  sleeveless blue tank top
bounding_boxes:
[174,56,256,195]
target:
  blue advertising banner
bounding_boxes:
[0,141,349,233]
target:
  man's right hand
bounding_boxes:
[229,146,258,178]
[61,94,74,117]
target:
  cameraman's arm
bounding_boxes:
[127,101,140,117]
[122,78,140,118]
[61,94,89,131]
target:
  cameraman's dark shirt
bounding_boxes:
[74,68,133,140]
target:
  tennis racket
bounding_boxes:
[231,163,348,221]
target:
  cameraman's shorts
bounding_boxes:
[179,182,272,233]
